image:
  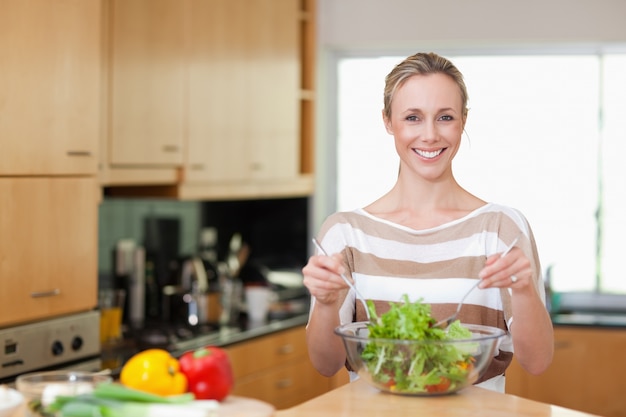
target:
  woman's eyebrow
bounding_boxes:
[402,107,458,113]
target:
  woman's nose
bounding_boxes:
[421,120,438,141]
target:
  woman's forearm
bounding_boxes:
[306,301,348,377]
[510,288,554,375]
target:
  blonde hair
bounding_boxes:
[383,52,469,121]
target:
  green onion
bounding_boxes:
[46,383,218,417]
[92,383,195,404]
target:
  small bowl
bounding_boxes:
[0,386,24,417]
[335,322,506,396]
[16,371,112,417]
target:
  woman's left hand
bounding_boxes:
[478,246,532,289]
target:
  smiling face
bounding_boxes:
[383,73,466,182]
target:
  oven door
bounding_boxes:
[0,311,101,384]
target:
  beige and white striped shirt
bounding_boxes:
[312,203,545,392]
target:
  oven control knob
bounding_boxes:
[51,341,64,356]
[71,336,83,351]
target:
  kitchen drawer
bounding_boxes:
[230,357,331,410]
[506,326,626,417]
[226,326,307,379]
[223,325,349,409]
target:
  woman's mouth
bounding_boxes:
[414,148,444,159]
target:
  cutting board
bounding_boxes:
[214,396,275,417]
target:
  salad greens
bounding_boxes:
[361,294,476,394]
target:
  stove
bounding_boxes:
[132,322,220,351]
[0,310,101,383]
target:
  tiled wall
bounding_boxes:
[97,197,202,283]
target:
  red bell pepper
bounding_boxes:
[178,346,234,401]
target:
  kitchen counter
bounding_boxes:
[168,313,310,357]
[5,379,601,417]
[276,378,601,417]
[102,313,310,377]
[551,312,626,328]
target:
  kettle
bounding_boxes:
[180,257,210,326]
[164,256,221,327]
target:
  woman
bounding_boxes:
[302,52,553,392]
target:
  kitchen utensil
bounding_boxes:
[311,238,371,321]
[433,233,522,329]
[227,233,244,278]
[335,321,505,396]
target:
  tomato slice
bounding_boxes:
[425,376,451,393]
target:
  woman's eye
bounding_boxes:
[406,115,419,121]
[439,115,453,121]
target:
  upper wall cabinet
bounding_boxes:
[107,0,186,167]
[0,0,101,176]
[103,0,315,198]
[185,0,299,184]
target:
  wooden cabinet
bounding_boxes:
[0,1,100,327]
[185,0,299,185]
[102,0,314,198]
[225,325,349,410]
[506,325,626,417]
[107,0,185,168]
[0,0,101,175]
[0,177,99,327]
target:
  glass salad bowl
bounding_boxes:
[16,371,113,417]
[335,321,506,396]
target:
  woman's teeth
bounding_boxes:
[415,149,443,159]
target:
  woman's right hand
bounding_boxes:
[302,252,350,306]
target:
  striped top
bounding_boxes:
[312,202,545,390]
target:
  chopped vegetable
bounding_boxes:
[120,349,187,396]
[362,295,476,394]
[45,383,217,417]
[92,382,194,403]
[179,346,234,401]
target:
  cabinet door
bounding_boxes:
[0,177,99,327]
[231,358,332,410]
[506,326,626,417]
[244,0,299,181]
[225,325,348,410]
[109,0,185,166]
[0,0,100,175]
[186,0,299,184]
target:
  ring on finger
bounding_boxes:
[510,275,518,283]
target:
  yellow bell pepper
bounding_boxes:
[120,348,187,396]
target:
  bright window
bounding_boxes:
[336,54,626,294]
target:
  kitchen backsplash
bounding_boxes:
[97,197,310,288]
[98,197,202,286]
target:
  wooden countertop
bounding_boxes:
[9,380,600,417]
[275,379,601,417]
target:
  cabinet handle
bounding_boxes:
[66,151,92,157]
[275,378,293,389]
[162,145,180,153]
[276,344,294,355]
[31,289,61,298]
[554,340,571,349]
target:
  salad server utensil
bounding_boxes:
[433,233,522,329]
[312,238,371,321]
